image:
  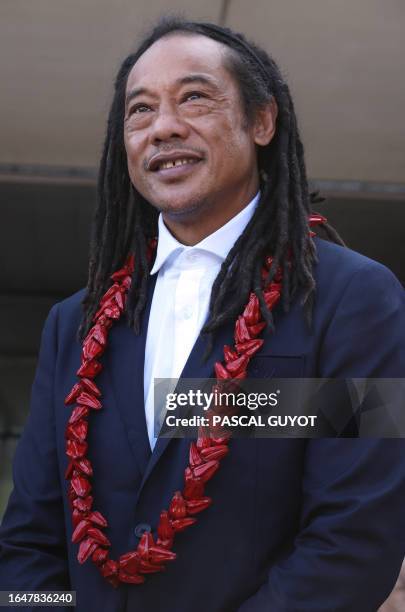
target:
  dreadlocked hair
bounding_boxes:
[78,16,344,355]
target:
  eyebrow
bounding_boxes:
[125,73,220,106]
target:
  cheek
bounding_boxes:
[124,133,145,173]
[210,113,250,153]
[211,128,253,174]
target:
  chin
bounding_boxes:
[149,192,208,219]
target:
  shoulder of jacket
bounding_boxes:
[55,287,87,316]
[48,288,87,339]
[313,237,400,286]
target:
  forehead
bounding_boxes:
[126,33,235,94]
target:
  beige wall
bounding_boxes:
[0,0,404,183]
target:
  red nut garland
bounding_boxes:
[64,215,326,587]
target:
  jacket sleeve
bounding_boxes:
[238,261,405,611]
[0,303,71,591]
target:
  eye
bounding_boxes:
[183,91,206,102]
[128,104,151,116]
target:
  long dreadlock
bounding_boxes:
[78,17,344,353]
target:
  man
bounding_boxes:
[1,17,404,612]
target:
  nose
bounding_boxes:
[150,102,189,144]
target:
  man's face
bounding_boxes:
[123,33,267,226]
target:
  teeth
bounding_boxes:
[159,158,197,170]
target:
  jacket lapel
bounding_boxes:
[104,275,157,476]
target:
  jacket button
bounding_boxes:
[134,523,152,538]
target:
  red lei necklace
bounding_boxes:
[64,214,326,587]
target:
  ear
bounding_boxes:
[253,96,278,146]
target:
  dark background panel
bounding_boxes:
[0,181,95,295]
[0,181,95,516]
[320,197,405,285]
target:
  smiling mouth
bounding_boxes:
[157,157,200,171]
[148,152,204,174]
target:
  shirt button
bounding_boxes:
[134,523,151,538]
[187,252,198,262]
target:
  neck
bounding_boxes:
[161,182,259,246]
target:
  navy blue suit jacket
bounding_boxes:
[1,237,405,611]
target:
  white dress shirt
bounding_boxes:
[143,192,260,449]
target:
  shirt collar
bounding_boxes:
[150,191,260,275]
